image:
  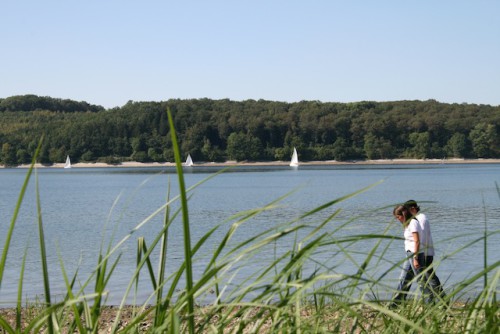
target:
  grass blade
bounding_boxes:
[167,108,195,333]
[0,138,42,288]
[34,168,55,334]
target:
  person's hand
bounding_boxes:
[413,257,420,269]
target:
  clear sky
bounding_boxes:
[1,1,499,109]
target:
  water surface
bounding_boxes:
[0,164,498,306]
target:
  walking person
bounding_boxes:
[391,205,418,305]
[391,202,445,307]
[403,200,446,303]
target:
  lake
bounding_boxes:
[0,163,499,307]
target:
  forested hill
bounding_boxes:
[0,95,104,113]
[1,95,499,166]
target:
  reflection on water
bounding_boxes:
[0,164,499,306]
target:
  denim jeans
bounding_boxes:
[394,251,445,303]
[393,252,415,302]
[410,252,446,303]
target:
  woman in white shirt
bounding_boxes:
[391,204,418,304]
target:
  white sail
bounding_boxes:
[289,147,299,167]
[64,155,71,169]
[184,154,194,167]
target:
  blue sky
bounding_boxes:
[1,1,499,108]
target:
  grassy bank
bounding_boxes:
[0,112,498,333]
[0,301,493,333]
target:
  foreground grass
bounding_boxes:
[0,301,497,333]
[0,112,498,333]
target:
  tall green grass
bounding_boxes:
[0,111,498,333]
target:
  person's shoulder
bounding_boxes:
[417,212,428,221]
[409,218,420,230]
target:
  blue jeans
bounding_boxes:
[411,252,446,303]
[393,252,414,302]
[394,251,445,303]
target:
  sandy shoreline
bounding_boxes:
[7,158,500,168]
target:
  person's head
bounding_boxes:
[393,205,412,225]
[404,200,420,214]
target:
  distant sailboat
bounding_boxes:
[64,155,71,169]
[184,154,194,167]
[289,147,299,167]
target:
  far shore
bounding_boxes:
[6,158,500,169]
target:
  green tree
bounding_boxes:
[273,147,287,161]
[201,139,225,162]
[408,132,430,159]
[147,147,162,162]
[1,143,16,165]
[131,136,146,153]
[364,133,394,160]
[227,132,246,161]
[2,96,500,162]
[16,149,31,164]
[81,150,94,162]
[38,144,51,164]
[313,145,335,160]
[226,132,262,161]
[49,147,66,164]
[132,151,149,162]
[332,138,352,161]
[446,133,468,158]
[469,123,497,158]
[430,142,445,159]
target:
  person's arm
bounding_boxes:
[412,231,420,268]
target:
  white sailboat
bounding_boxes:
[184,154,194,167]
[289,147,299,167]
[64,155,72,169]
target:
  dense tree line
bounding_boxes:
[1,95,499,166]
[0,95,104,113]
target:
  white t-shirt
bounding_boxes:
[404,218,420,254]
[415,212,435,256]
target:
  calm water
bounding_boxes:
[0,164,499,306]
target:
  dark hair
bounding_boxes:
[404,199,420,212]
